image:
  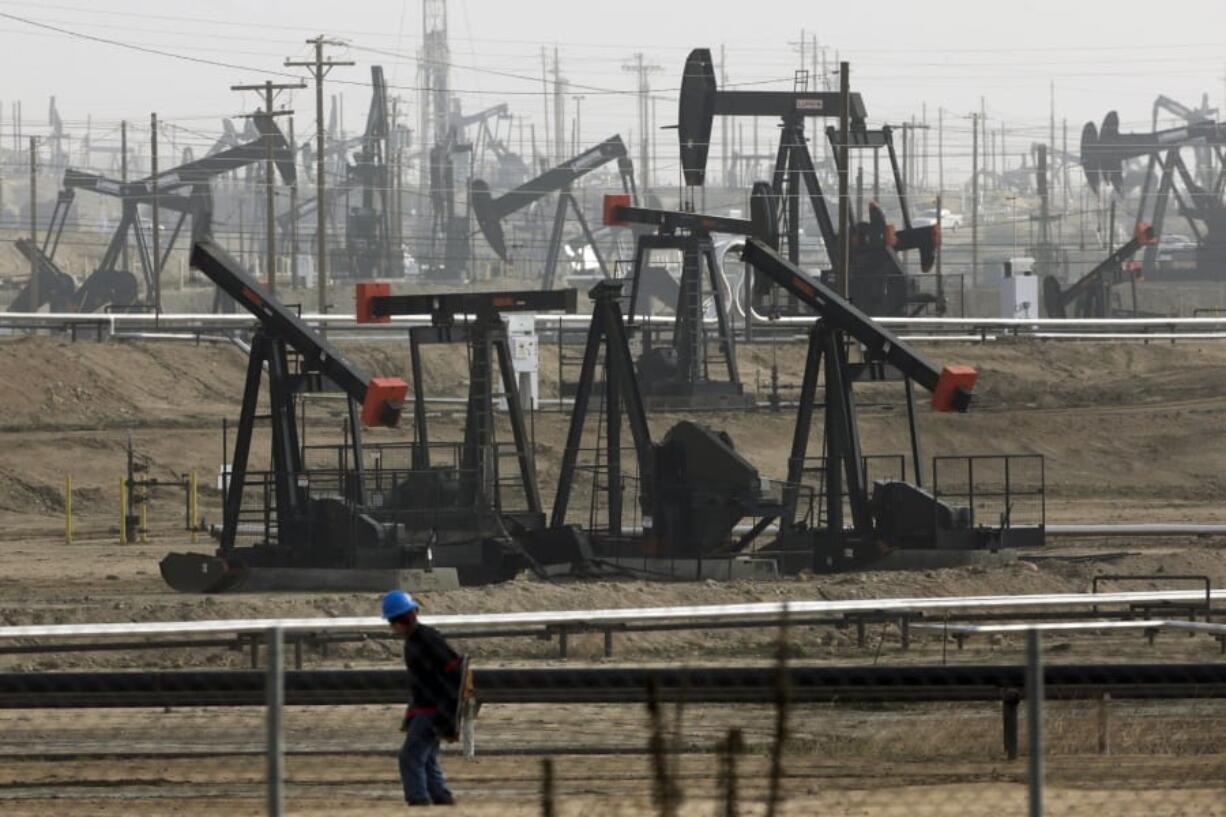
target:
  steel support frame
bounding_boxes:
[551,282,653,534]
[625,232,740,397]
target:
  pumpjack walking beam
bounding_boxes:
[192,241,407,427]
[739,238,975,545]
[470,134,636,287]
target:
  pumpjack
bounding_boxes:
[354,283,592,584]
[601,183,776,407]
[160,241,409,592]
[550,281,786,574]
[470,134,637,288]
[10,113,295,313]
[1082,109,1226,280]
[338,66,395,280]
[678,48,941,317]
[739,239,1043,571]
[162,243,589,592]
[1043,224,1157,318]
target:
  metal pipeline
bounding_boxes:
[1046,523,1226,537]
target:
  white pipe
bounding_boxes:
[1046,523,1226,536]
[3,589,1225,640]
[6,312,1226,329]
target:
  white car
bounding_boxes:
[913,208,963,231]
[1156,233,1196,263]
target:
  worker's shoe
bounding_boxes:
[432,795,456,806]
[407,799,432,806]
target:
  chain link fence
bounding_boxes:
[2,600,1226,815]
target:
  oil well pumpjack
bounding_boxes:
[160,241,408,592]
[470,134,637,288]
[601,185,776,407]
[549,245,1030,575]
[549,279,789,571]
[11,113,295,313]
[738,239,1043,571]
[1042,224,1158,318]
[678,47,941,317]
[161,242,587,592]
[1082,109,1226,280]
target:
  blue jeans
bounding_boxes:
[399,713,452,804]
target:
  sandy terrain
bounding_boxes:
[0,334,1223,814]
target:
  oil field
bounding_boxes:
[1,1,1226,815]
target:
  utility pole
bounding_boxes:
[720,43,728,187]
[288,115,299,289]
[150,113,160,312]
[969,111,980,288]
[121,121,130,273]
[901,122,909,200]
[623,53,662,192]
[937,107,944,193]
[552,47,566,166]
[571,94,585,156]
[1049,80,1056,172]
[979,96,987,191]
[28,137,37,313]
[0,103,5,227]
[837,62,851,299]
[230,78,306,295]
[541,47,550,163]
[286,37,353,315]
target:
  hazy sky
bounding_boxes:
[3,0,1226,182]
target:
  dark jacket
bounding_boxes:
[403,623,462,720]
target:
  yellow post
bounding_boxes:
[118,476,127,545]
[64,475,72,545]
[190,470,198,544]
[139,496,148,544]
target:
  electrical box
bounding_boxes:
[1000,257,1038,319]
[504,314,539,409]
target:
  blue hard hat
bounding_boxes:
[382,590,420,621]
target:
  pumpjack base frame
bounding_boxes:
[160,551,459,593]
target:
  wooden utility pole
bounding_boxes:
[938,107,944,193]
[970,112,980,288]
[286,37,353,314]
[121,121,129,272]
[551,47,566,166]
[719,43,728,187]
[150,113,160,311]
[623,53,662,192]
[0,103,5,225]
[541,47,550,163]
[230,79,305,295]
[28,137,37,312]
[837,62,851,299]
[288,115,299,289]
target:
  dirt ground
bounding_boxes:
[0,334,1224,813]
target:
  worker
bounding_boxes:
[383,589,461,807]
